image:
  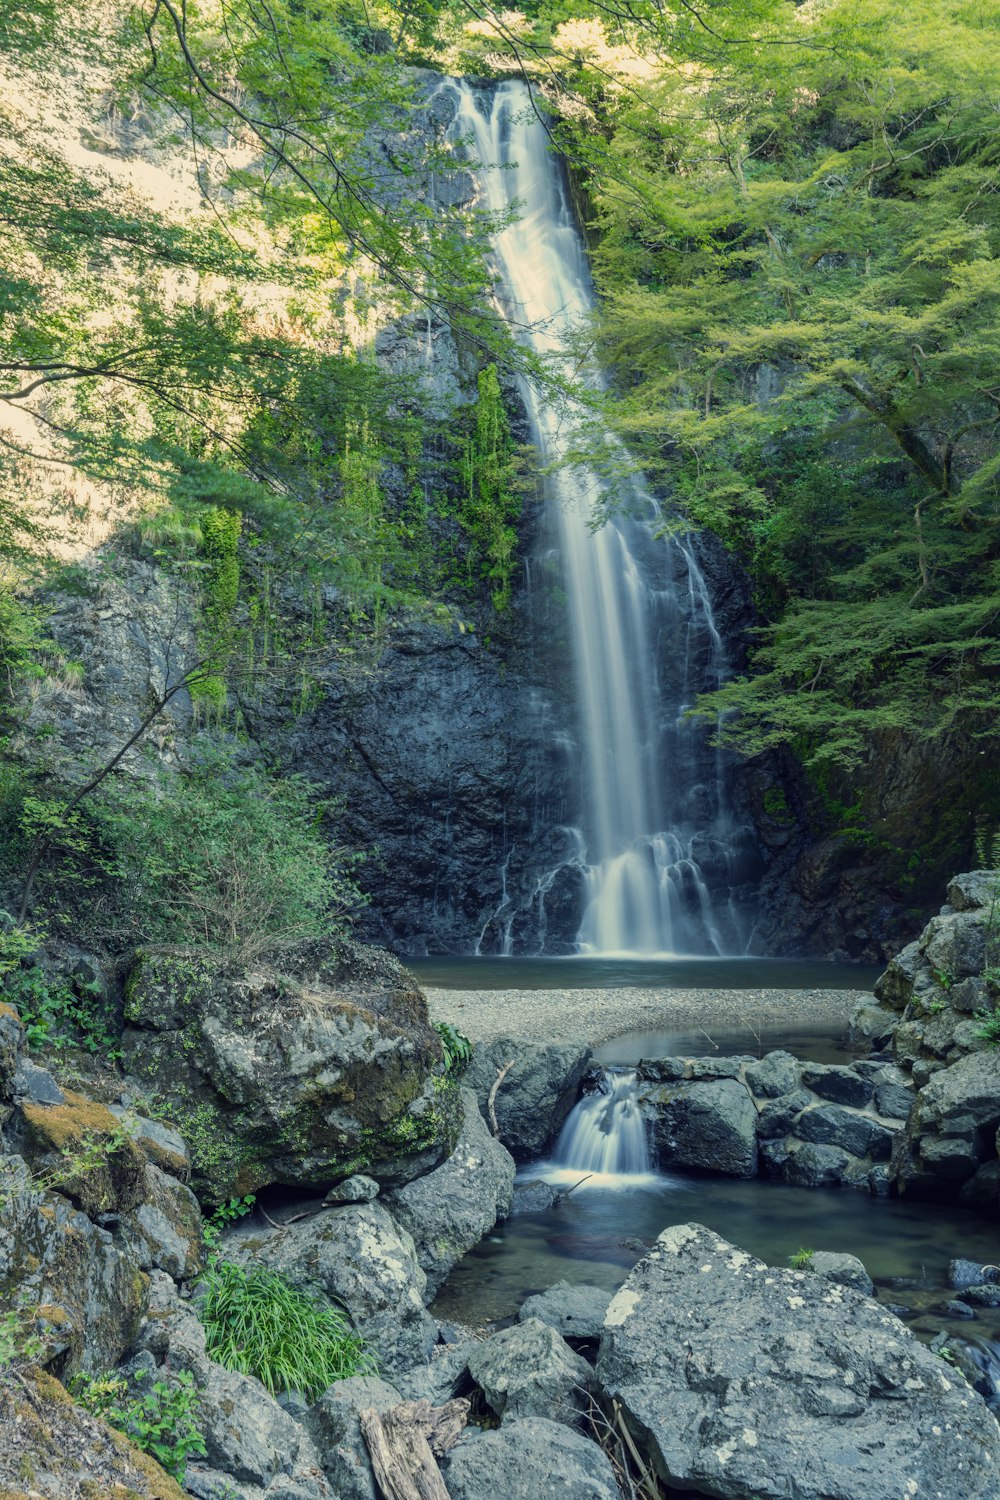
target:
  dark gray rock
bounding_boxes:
[744,1050,800,1099]
[596,1222,1000,1500]
[121,943,458,1200]
[794,1104,895,1161]
[874,940,922,1010]
[466,1317,592,1425]
[119,1162,204,1281]
[848,1000,898,1050]
[518,1281,612,1344]
[800,1063,872,1107]
[383,1089,515,1298]
[304,1374,403,1500]
[781,1141,853,1187]
[444,1418,619,1500]
[947,871,999,911]
[509,1178,561,1215]
[465,1037,591,1161]
[227,1202,437,1372]
[949,1258,1000,1289]
[873,1073,915,1121]
[946,1300,976,1319]
[960,1160,1000,1212]
[807,1250,874,1296]
[644,1078,757,1178]
[923,909,988,979]
[756,1089,811,1139]
[963,1284,1000,1308]
[11,1059,64,1106]
[392,1342,474,1405]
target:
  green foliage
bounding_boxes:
[202,1195,256,1255]
[71,1370,207,1481]
[973,1007,1000,1048]
[789,1248,814,1270]
[199,1260,376,1400]
[434,1020,473,1074]
[3,964,118,1058]
[95,762,365,958]
[0,1302,46,1371]
[458,366,524,611]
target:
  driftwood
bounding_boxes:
[360,1397,469,1500]
[487,1059,515,1138]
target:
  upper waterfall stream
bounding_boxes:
[446,79,755,956]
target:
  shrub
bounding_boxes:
[199,1260,376,1399]
[71,1369,207,1481]
[4,963,117,1056]
[96,762,365,960]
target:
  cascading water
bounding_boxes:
[446,79,756,955]
[553,1069,652,1178]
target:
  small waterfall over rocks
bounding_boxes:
[552,1069,652,1179]
[445,78,759,956]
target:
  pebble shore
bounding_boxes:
[424,984,871,1047]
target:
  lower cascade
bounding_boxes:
[553,1069,651,1177]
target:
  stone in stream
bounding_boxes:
[466,1317,593,1425]
[805,1250,874,1296]
[382,1088,515,1299]
[595,1222,1000,1500]
[444,1418,619,1500]
[465,1036,592,1160]
[744,1049,801,1099]
[518,1280,613,1345]
[641,1077,758,1178]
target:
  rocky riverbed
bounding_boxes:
[3,872,1000,1500]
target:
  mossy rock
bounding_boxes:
[121,940,456,1202]
[20,1090,148,1217]
[0,1367,185,1500]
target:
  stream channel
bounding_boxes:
[421,958,1000,1404]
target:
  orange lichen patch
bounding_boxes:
[136,1140,190,1178]
[0,1002,20,1022]
[21,1089,122,1151]
[35,1302,72,1327]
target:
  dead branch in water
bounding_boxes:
[487,1059,515,1138]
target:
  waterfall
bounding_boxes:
[553,1069,651,1177]
[446,79,755,956]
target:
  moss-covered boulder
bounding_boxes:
[0,1155,147,1375]
[121,940,459,1202]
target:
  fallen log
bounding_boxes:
[360,1397,469,1500]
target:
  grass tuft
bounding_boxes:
[199,1260,376,1400]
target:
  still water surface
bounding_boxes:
[407,955,881,992]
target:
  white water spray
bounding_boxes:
[553,1069,652,1178]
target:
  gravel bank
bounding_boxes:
[424,985,870,1047]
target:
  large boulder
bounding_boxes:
[383,1088,515,1298]
[641,1078,758,1178]
[466,1317,592,1426]
[596,1222,1000,1500]
[465,1037,591,1160]
[227,1202,437,1372]
[121,941,460,1201]
[891,1050,1000,1197]
[444,1417,618,1500]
